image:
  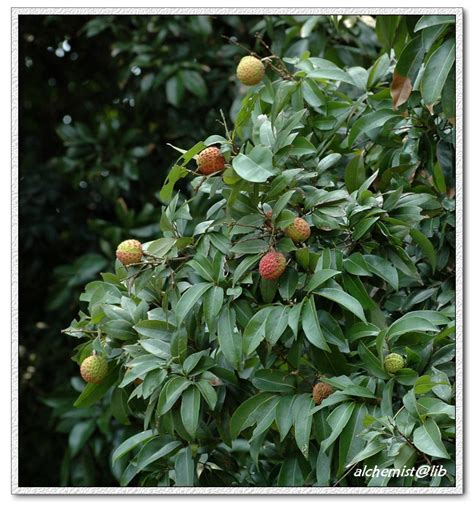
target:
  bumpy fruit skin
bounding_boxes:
[80,355,108,384]
[116,239,143,266]
[259,251,286,280]
[384,353,405,374]
[197,147,225,175]
[285,217,311,242]
[312,382,334,405]
[236,56,265,86]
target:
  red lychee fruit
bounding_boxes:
[259,251,286,280]
[80,355,108,384]
[116,239,143,266]
[312,382,334,405]
[197,147,225,175]
[285,217,311,243]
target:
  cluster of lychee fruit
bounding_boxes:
[258,215,311,281]
[193,56,265,177]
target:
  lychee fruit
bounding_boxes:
[116,239,143,266]
[197,146,225,175]
[312,382,334,405]
[384,353,405,374]
[80,355,108,384]
[259,250,286,280]
[285,217,311,243]
[264,210,273,228]
[236,56,265,86]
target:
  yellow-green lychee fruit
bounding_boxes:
[312,382,334,405]
[80,355,108,384]
[116,239,143,266]
[236,56,265,86]
[285,217,311,242]
[384,353,405,374]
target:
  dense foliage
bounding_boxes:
[22,14,456,488]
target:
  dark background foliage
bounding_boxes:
[18,14,382,487]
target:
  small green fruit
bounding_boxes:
[80,355,108,384]
[384,353,405,374]
[236,56,265,86]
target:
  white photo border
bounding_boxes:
[11,6,463,495]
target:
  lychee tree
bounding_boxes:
[64,15,456,488]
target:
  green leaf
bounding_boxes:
[357,342,388,379]
[417,397,455,419]
[412,418,450,459]
[410,229,437,272]
[414,15,455,31]
[175,282,213,327]
[375,15,401,52]
[391,36,425,109]
[306,58,355,85]
[233,254,261,284]
[180,386,201,438]
[305,269,340,293]
[352,217,379,241]
[230,393,275,439]
[272,190,295,219]
[314,287,366,322]
[146,238,176,258]
[110,387,130,425]
[317,153,342,172]
[174,446,194,486]
[203,285,224,329]
[181,70,207,98]
[232,145,276,183]
[293,395,314,458]
[252,369,296,393]
[348,109,401,146]
[242,307,272,355]
[112,429,155,464]
[346,440,386,467]
[421,37,455,106]
[160,165,189,203]
[277,458,304,487]
[388,315,439,339]
[217,306,242,368]
[156,377,192,416]
[364,255,399,291]
[320,402,355,453]
[302,296,331,351]
[102,319,136,341]
[136,437,181,471]
[338,403,368,474]
[69,420,95,458]
[275,395,296,441]
[196,380,217,410]
[265,306,289,346]
[344,155,366,193]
